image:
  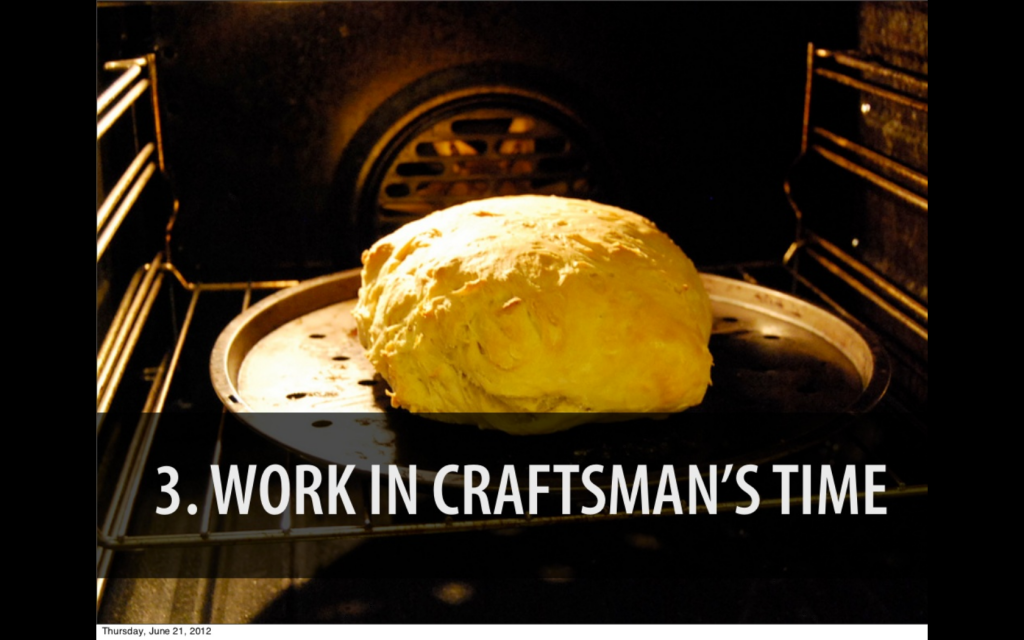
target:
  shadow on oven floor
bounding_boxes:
[252,576,927,624]
[243,511,927,624]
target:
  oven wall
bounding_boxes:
[98,2,861,282]
[858,2,928,304]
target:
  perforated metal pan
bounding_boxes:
[210,269,890,486]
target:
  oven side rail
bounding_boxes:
[782,44,928,410]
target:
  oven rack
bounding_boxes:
[97,259,927,554]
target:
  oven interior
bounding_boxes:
[96,2,928,624]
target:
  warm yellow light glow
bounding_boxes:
[861,103,872,114]
[433,581,474,605]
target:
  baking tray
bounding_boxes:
[210,269,890,487]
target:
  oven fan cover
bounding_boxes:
[359,89,611,239]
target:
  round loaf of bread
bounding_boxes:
[352,195,713,435]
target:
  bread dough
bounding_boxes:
[352,195,712,434]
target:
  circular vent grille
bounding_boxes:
[370,99,605,236]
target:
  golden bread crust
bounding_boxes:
[352,195,712,434]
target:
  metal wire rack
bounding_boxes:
[96,264,927,550]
